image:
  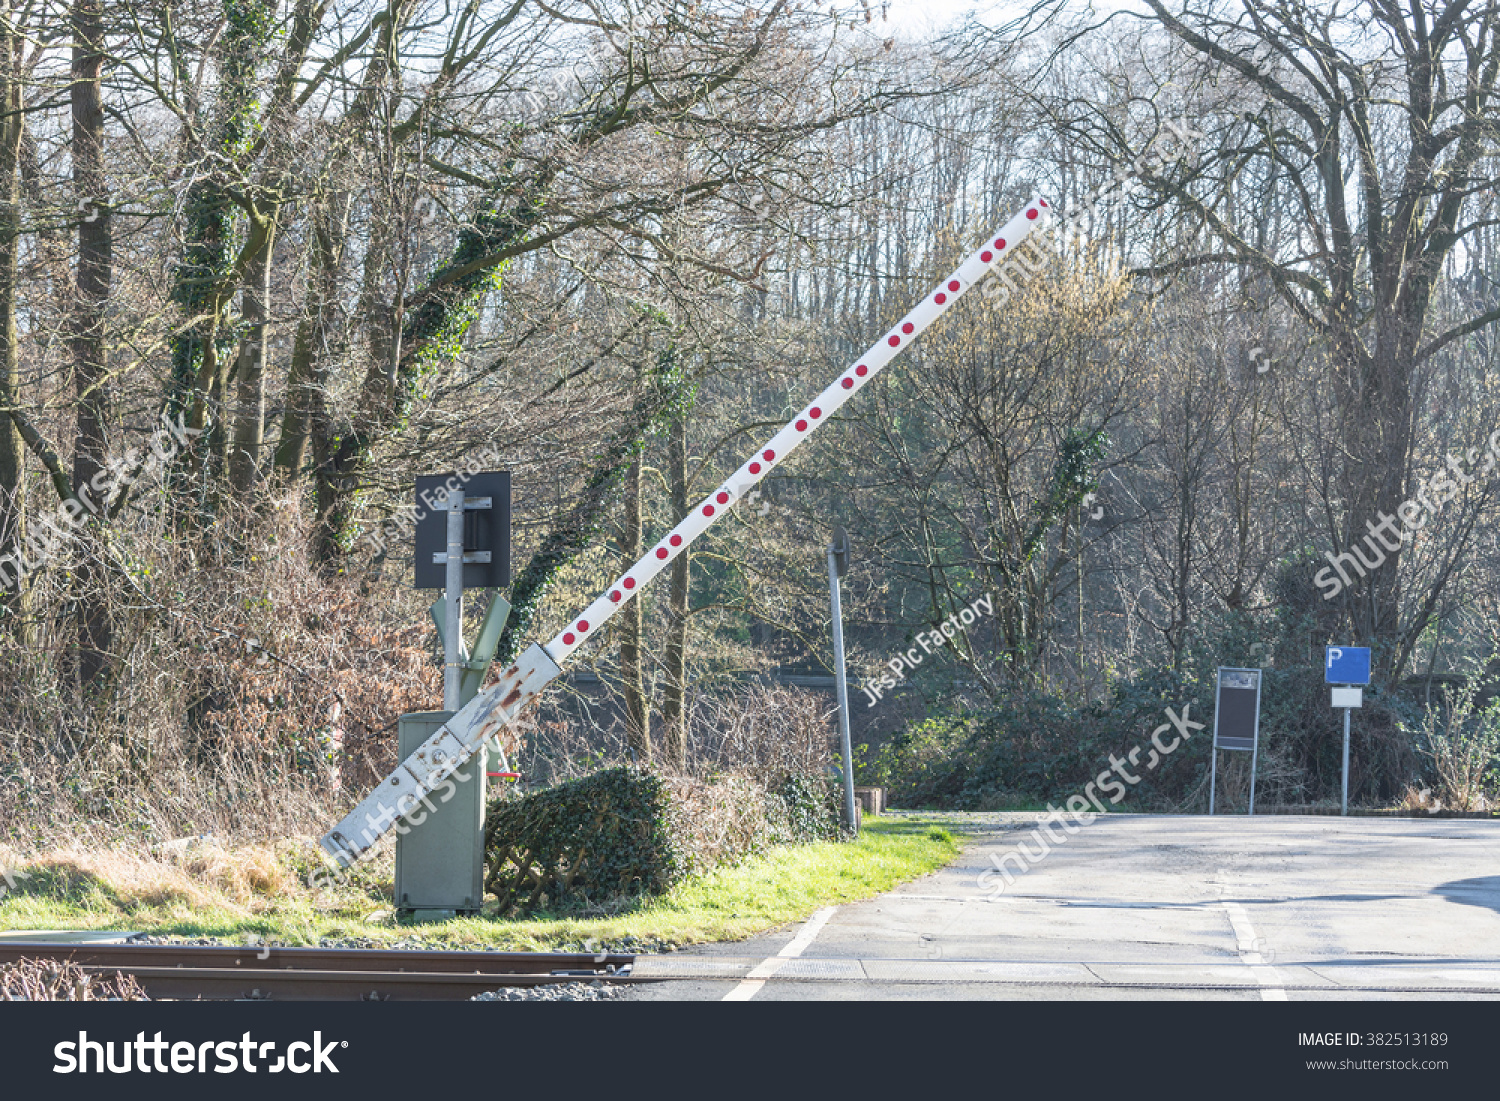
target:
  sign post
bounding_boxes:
[444,487,465,711]
[1209,668,1262,815]
[827,525,856,830]
[397,471,512,916]
[1325,646,1371,816]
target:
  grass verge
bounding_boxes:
[0,815,960,951]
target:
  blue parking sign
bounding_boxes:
[1325,646,1371,685]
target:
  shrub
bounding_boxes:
[767,772,845,844]
[484,768,682,912]
[0,500,441,849]
[860,640,1447,812]
[857,715,975,807]
[484,764,842,914]
[860,666,1225,811]
[1401,674,1500,812]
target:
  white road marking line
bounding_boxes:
[722,906,838,1001]
[1221,900,1287,1001]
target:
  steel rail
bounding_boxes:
[0,943,642,1001]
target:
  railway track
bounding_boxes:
[0,942,640,1001]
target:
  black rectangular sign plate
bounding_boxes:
[413,471,511,590]
[1214,668,1261,752]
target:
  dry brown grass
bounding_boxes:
[171,840,294,902]
[32,849,216,910]
[14,839,310,913]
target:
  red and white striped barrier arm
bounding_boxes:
[320,197,1052,866]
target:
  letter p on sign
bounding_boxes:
[1324,646,1370,685]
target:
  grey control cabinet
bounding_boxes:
[393,711,486,914]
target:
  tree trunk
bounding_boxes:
[660,411,690,769]
[273,4,396,498]
[0,9,27,628]
[1335,343,1413,677]
[274,194,349,484]
[229,215,274,493]
[618,453,651,763]
[69,0,112,688]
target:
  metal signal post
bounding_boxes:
[828,525,855,830]
[321,198,1055,867]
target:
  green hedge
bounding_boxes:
[483,767,843,913]
[484,768,680,912]
[767,772,844,844]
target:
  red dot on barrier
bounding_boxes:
[1039,199,1048,207]
[995,238,1006,249]
[902,322,914,334]
[764,449,775,461]
[703,504,715,517]
[749,462,761,474]
[1026,209,1038,219]
[624,577,636,589]
[656,547,668,559]
[981,250,993,262]
[935,292,946,305]
[948,280,960,292]
[842,377,854,389]
[669,534,682,547]
[810,407,822,419]
[717,491,729,504]
[856,364,869,376]
[610,591,621,602]
[563,633,576,645]
[795,419,807,431]
[578,620,588,632]
[888,335,900,346]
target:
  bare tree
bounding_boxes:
[1045,0,1500,677]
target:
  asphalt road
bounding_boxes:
[623,813,1500,1000]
